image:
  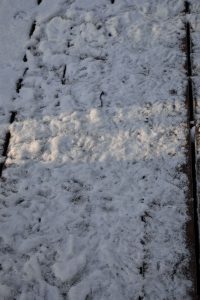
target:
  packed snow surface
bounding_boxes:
[0,0,198,299]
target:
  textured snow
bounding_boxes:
[0,0,197,299]
[190,3,200,240]
[0,0,36,159]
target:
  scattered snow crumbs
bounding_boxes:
[0,0,199,299]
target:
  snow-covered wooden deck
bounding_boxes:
[0,0,199,299]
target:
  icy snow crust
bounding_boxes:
[0,0,194,299]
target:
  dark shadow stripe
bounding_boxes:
[29,21,36,38]
[16,78,23,93]
[185,1,200,296]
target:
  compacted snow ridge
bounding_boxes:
[0,0,199,299]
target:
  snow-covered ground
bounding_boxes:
[191,4,200,221]
[0,0,36,164]
[0,0,198,299]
